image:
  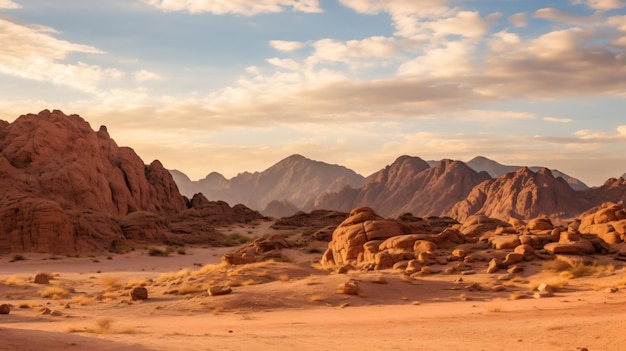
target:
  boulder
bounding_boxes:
[337,280,359,295]
[0,304,10,314]
[490,235,521,250]
[208,285,232,296]
[527,217,553,231]
[544,240,595,255]
[34,273,50,285]
[130,287,148,301]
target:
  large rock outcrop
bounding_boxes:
[0,110,264,253]
[447,167,587,222]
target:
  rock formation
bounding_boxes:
[0,110,264,253]
[447,167,587,222]
[321,206,623,275]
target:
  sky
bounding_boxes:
[1,0,625,186]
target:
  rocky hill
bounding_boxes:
[465,156,588,190]
[171,154,365,215]
[312,156,491,217]
[0,110,264,253]
[446,167,589,222]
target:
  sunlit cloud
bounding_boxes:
[142,0,322,15]
[544,117,574,123]
[270,40,305,52]
[0,0,20,9]
[0,18,121,93]
[134,69,162,82]
[508,12,528,28]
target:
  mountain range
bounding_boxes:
[173,154,624,220]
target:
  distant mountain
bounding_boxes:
[446,167,588,222]
[312,156,491,217]
[171,154,365,216]
[466,156,588,191]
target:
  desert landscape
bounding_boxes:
[3,0,626,349]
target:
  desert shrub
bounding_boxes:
[222,233,253,247]
[543,260,615,278]
[10,254,26,262]
[100,275,122,290]
[148,246,175,256]
[38,286,70,299]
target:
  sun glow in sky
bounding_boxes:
[1,0,625,185]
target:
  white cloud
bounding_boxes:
[143,0,322,15]
[267,58,301,70]
[508,12,527,27]
[544,117,574,123]
[134,69,162,82]
[0,0,20,9]
[270,40,304,52]
[0,18,125,92]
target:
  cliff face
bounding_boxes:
[0,110,263,253]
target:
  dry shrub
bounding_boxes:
[70,295,98,306]
[529,276,570,291]
[125,279,152,288]
[176,284,204,295]
[94,318,113,333]
[278,274,290,282]
[100,275,122,290]
[38,287,70,299]
[211,306,223,315]
[158,269,192,282]
[193,263,227,276]
[509,292,528,300]
[543,260,615,278]
[3,276,24,286]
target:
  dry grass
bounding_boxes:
[509,292,528,300]
[175,284,205,295]
[100,275,122,290]
[411,301,421,305]
[543,260,615,278]
[125,278,152,288]
[70,295,98,306]
[278,274,290,282]
[487,304,502,312]
[529,276,570,291]
[2,276,24,286]
[38,286,70,299]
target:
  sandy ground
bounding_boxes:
[2,224,626,351]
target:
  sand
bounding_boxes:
[1,226,626,351]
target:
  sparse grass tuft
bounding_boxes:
[100,275,122,290]
[148,246,175,257]
[543,260,615,278]
[3,276,23,286]
[70,295,98,306]
[38,286,70,299]
[222,233,253,247]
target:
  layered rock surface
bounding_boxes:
[0,110,264,253]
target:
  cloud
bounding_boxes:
[544,117,574,123]
[267,58,301,70]
[533,8,600,26]
[508,12,527,27]
[574,0,626,10]
[0,18,124,92]
[0,0,20,9]
[134,69,162,82]
[306,36,400,68]
[398,40,475,77]
[142,0,322,15]
[270,40,305,52]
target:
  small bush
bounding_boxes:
[10,254,26,262]
[222,233,253,247]
[38,287,70,299]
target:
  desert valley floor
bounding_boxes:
[1,222,626,351]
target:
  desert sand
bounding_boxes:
[2,223,626,351]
